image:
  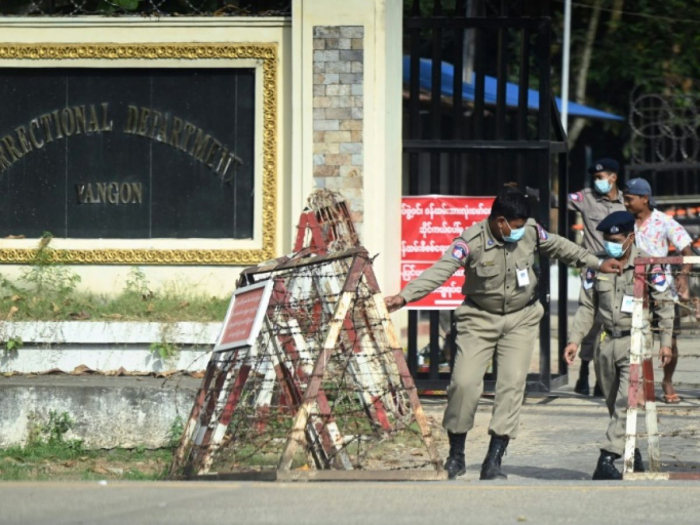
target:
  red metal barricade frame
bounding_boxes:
[625,255,700,480]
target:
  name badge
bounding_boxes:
[516,268,530,288]
[621,295,634,314]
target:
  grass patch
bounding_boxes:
[0,411,175,481]
[0,236,230,323]
[0,446,174,481]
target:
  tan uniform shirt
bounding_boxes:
[569,188,625,253]
[399,218,600,315]
[569,245,674,348]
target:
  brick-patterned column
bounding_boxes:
[312,26,364,236]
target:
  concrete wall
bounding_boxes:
[0,321,217,374]
[0,376,199,449]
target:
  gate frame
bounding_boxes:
[403,2,570,394]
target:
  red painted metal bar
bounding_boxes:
[633,256,686,266]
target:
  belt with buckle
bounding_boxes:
[606,329,631,339]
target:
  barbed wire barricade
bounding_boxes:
[625,256,700,480]
[0,1,291,17]
[169,191,443,481]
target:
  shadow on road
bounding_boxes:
[467,464,592,481]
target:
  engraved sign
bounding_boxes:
[0,68,255,239]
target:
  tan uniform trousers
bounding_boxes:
[579,320,603,361]
[593,333,630,456]
[443,300,544,438]
[578,272,602,362]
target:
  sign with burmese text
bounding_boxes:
[215,280,274,351]
[0,68,254,239]
[401,196,494,309]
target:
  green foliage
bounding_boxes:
[551,1,700,144]
[107,0,143,10]
[0,410,177,481]
[20,233,82,297]
[167,416,185,448]
[29,410,83,450]
[3,336,23,354]
[124,267,152,299]
[0,256,229,322]
[150,340,180,361]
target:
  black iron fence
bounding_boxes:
[403,0,570,393]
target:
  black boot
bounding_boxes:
[593,383,604,398]
[444,432,466,480]
[575,361,590,395]
[592,450,622,480]
[480,434,509,480]
[574,378,590,396]
[634,448,645,473]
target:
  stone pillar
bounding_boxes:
[291,0,403,294]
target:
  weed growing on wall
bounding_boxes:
[0,410,176,481]
[3,336,23,355]
[0,236,230,322]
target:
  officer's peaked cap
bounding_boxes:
[596,211,635,235]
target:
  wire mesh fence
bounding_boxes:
[0,0,291,17]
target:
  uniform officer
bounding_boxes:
[385,189,623,480]
[568,158,626,396]
[564,211,674,480]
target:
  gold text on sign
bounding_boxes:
[123,105,242,183]
[76,182,144,205]
[0,103,113,172]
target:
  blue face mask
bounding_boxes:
[594,179,612,194]
[502,220,525,243]
[604,236,630,258]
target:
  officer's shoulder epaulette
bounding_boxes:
[569,190,585,203]
[459,222,482,243]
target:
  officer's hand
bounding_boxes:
[659,346,673,368]
[564,343,579,366]
[385,295,407,313]
[599,258,623,275]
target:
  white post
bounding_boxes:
[560,0,571,132]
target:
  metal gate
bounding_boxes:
[403,0,570,393]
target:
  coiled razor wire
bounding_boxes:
[172,253,437,477]
[0,0,291,17]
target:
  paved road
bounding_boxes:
[3,479,700,525]
[5,373,700,525]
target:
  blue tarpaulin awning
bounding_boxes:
[403,56,623,121]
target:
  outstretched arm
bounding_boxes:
[385,239,467,312]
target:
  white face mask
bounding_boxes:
[500,219,525,243]
[595,179,613,194]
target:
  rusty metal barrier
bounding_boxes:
[625,256,700,480]
[170,191,444,481]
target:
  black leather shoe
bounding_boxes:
[480,434,509,480]
[574,378,590,396]
[444,455,466,479]
[592,450,622,480]
[634,448,645,473]
[593,383,604,398]
[444,432,467,480]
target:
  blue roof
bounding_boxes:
[403,57,623,121]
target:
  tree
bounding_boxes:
[555,0,700,150]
